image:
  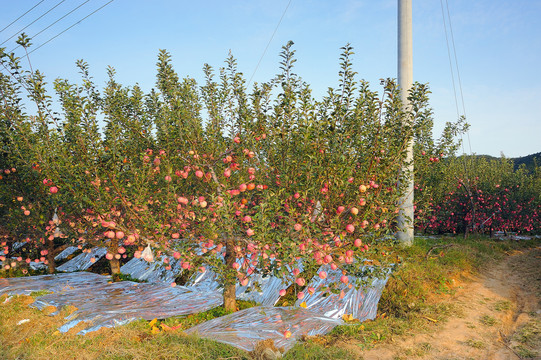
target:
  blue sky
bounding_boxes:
[1,0,540,157]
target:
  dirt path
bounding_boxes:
[359,246,541,360]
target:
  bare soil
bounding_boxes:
[356,246,541,359]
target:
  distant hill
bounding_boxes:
[512,152,541,172]
[455,152,541,173]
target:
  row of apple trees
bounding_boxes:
[415,152,541,236]
[1,39,464,309]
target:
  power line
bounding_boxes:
[1,0,68,47]
[445,0,466,118]
[27,0,115,55]
[440,0,473,175]
[248,0,293,87]
[8,0,92,54]
[444,0,472,155]
[439,0,460,121]
[0,0,46,34]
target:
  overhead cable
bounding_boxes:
[0,0,46,34]
[248,0,293,87]
[444,0,472,155]
[27,0,115,55]
[9,0,92,54]
[1,0,68,46]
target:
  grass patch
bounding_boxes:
[29,289,53,298]
[514,345,538,359]
[132,299,260,334]
[511,318,541,358]
[465,339,486,349]
[111,273,148,283]
[494,300,512,312]
[283,340,358,360]
[403,342,433,357]
[513,320,541,345]
[479,314,498,326]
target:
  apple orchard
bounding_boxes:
[1,40,539,311]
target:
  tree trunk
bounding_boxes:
[109,257,121,275]
[223,238,237,312]
[46,238,56,274]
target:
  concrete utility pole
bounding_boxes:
[397,0,414,246]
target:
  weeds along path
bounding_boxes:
[360,245,541,360]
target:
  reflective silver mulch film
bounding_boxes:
[119,249,290,307]
[31,281,222,335]
[294,265,390,321]
[185,306,344,352]
[236,273,290,307]
[56,247,107,272]
[30,262,48,271]
[12,241,26,251]
[1,260,390,352]
[0,272,111,297]
[0,258,47,271]
[234,259,301,307]
[54,246,80,261]
[120,256,183,284]
[189,267,221,292]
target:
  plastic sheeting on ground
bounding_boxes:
[294,265,390,321]
[57,247,107,272]
[1,263,390,352]
[32,281,222,335]
[236,273,290,307]
[0,272,111,297]
[0,271,222,335]
[54,246,80,261]
[120,254,291,307]
[12,241,27,251]
[185,306,344,352]
[185,266,390,351]
[120,256,183,284]
[29,261,48,271]
[0,258,47,271]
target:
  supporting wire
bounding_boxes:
[8,0,92,54]
[27,0,115,55]
[0,0,46,34]
[247,0,293,87]
[440,0,473,178]
[1,0,68,47]
[444,0,472,156]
